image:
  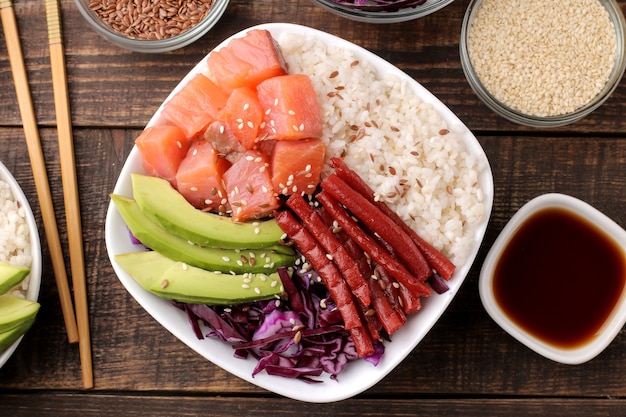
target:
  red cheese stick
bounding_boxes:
[316,191,431,298]
[321,174,432,281]
[331,157,456,279]
[318,207,403,336]
[286,193,371,307]
[274,210,363,331]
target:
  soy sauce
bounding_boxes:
[493,207,626,349]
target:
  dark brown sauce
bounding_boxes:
[493,206,626,349]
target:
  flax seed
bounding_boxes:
[89,0,214,41]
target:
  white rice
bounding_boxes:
[279,33,487,267]
[0,179,32,297]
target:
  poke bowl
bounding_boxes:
[105,23,493,402]
[0,162,42,369]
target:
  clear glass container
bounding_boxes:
[310,0,453,24]
[459,0,626,128]
[74,0,229,53]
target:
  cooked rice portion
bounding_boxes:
[279,33,487,267]
[0,179,32,296]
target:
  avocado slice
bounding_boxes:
[0,262,30,295]
[130,174,286,249]
[115,251,286,305]
[0,316,36,352]
[0,295,40,333]
[111,194,296,274]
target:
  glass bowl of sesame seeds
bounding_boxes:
[74,0,229,53]
[459,0,626,128]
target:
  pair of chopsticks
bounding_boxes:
[1,0,92,388]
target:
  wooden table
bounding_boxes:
[2,0,626,415]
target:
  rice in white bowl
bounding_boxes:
[0,179,32,297]
[279,33,487,267]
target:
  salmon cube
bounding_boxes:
[135,125,189,187]
[222,150,280,222]
[206,29,287,94]
[175,139,231,212]
[270,138,326,196]
[257,74,323,141]
[159,73,229,140]
[219,87,264,150]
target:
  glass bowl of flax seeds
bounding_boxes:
[74,0,229,52]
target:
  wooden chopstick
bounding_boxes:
[0,0,79,343]
[45,0,93,389]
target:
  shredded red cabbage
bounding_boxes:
[427,272,450,294]
[327,0,428,12]
[176,266,384,382]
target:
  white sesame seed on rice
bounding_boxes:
[279,32,487,267]
[0,179,32,298]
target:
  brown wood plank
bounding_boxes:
[2,394,626,417]
[1,1,625,132]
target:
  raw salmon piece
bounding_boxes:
[203,120,244,164]
[222,150,280,222]
[206,29,287,94]
[270,137,326,196]
[159,73,229,140]
[257,74,323,141]
[219,87,264,150]
[175,139,231,212]
[135,125,189,187]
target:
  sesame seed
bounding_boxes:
[271,280,278,287]
[468,0,617,117]
[242,284,250,289]
[243,103,250,111]
[254,287,261,294]
[161,279,169,288]
[222,256,230,262]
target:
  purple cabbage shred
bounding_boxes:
[175,266,384,382]
[328,0,428,13]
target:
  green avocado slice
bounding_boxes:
[0,295,40,333]
[0,316,36,352]
[111,194,296,274]
[115,251,285,305]
[0,262,30,295]
[130,174,287,250]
